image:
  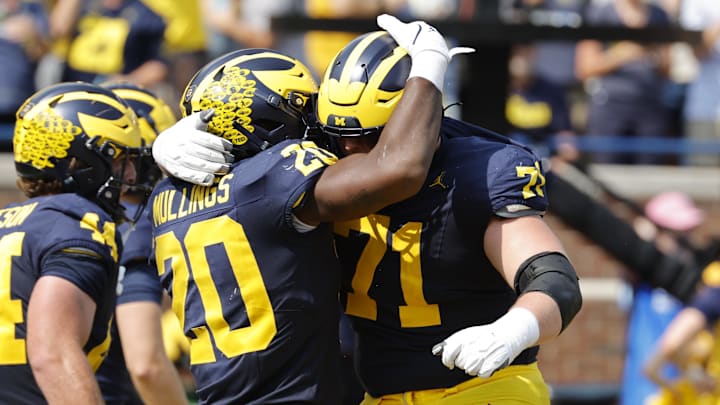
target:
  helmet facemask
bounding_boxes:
[100,81,176,200]
[64,136,141,222]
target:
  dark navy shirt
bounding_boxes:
[150,139,342,405]
[96,204,162,404]
[0,1,48,118]
[507,77,573,142]
[62,0,166,83]
[0,194,120,404]
[690,285,720,323]
[584,2,671,105]
[335,117,549,396]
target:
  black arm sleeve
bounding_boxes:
[514,251,583,332]
[546,170,702,303]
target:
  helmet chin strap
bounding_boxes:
[230,131,267,159]
[95,177,127,222]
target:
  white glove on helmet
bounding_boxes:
[151,109,233,186]
[432,307,540,378]
[377,14,474,91]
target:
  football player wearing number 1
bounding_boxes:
[146,15,469,404]
[317,18,583,404]
[0,82,142,404]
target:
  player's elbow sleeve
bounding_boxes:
[514,251,583,332]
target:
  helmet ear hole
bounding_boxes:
[288,92,307,108]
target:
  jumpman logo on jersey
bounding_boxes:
[429,171,448,190]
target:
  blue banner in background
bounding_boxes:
[621,284,682,405]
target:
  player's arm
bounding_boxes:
[644,286,720,388]
[296,15,474,225]
[116,301,188,405]
[484,215,576,343]
[434,214,582,378]
[295,77,441,225]
[115,262,188,405]
[27,275,103,404]
[49,0,83,40]
[643,306,707,389]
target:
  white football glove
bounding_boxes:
[152,109,234,186]
[376,14,474,91]
[432,308,540,378]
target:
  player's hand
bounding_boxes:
[376,14,474,61]
[151,109,233,186]
[376,14,474,91]
[431,308,539,378]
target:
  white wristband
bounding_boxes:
[408,50,448,92]
[493,307,540,360]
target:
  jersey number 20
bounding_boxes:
[155,216,276,365]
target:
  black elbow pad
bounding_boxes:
[514,251,583,331]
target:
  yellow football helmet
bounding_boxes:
[181,48,318,158]
[14,81,142,220]
[101,81,176,145]
[102,81,176,192]
[316,31,410,138]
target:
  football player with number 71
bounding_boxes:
[145,13,473,405]
[156,14,584,405]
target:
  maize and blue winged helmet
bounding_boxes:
[316,31,411,140]
[102,81,176,194]
[14,81,143,220]
[180,48,319,159]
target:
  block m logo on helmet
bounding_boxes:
[317,31,410,138]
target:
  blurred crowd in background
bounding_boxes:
[5,1,720,404]
[3,0,720,167]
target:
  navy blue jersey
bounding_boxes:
[0,0,49,117]
[62,0,166,83]
[0,194,120,404]
[119,204,155,267]
[149,139,342,404]
[334,117,549,396]
[97,205,161,404]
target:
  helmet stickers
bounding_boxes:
[14,82,143,221]
[195,65,255,147]
[181,49,318,159]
